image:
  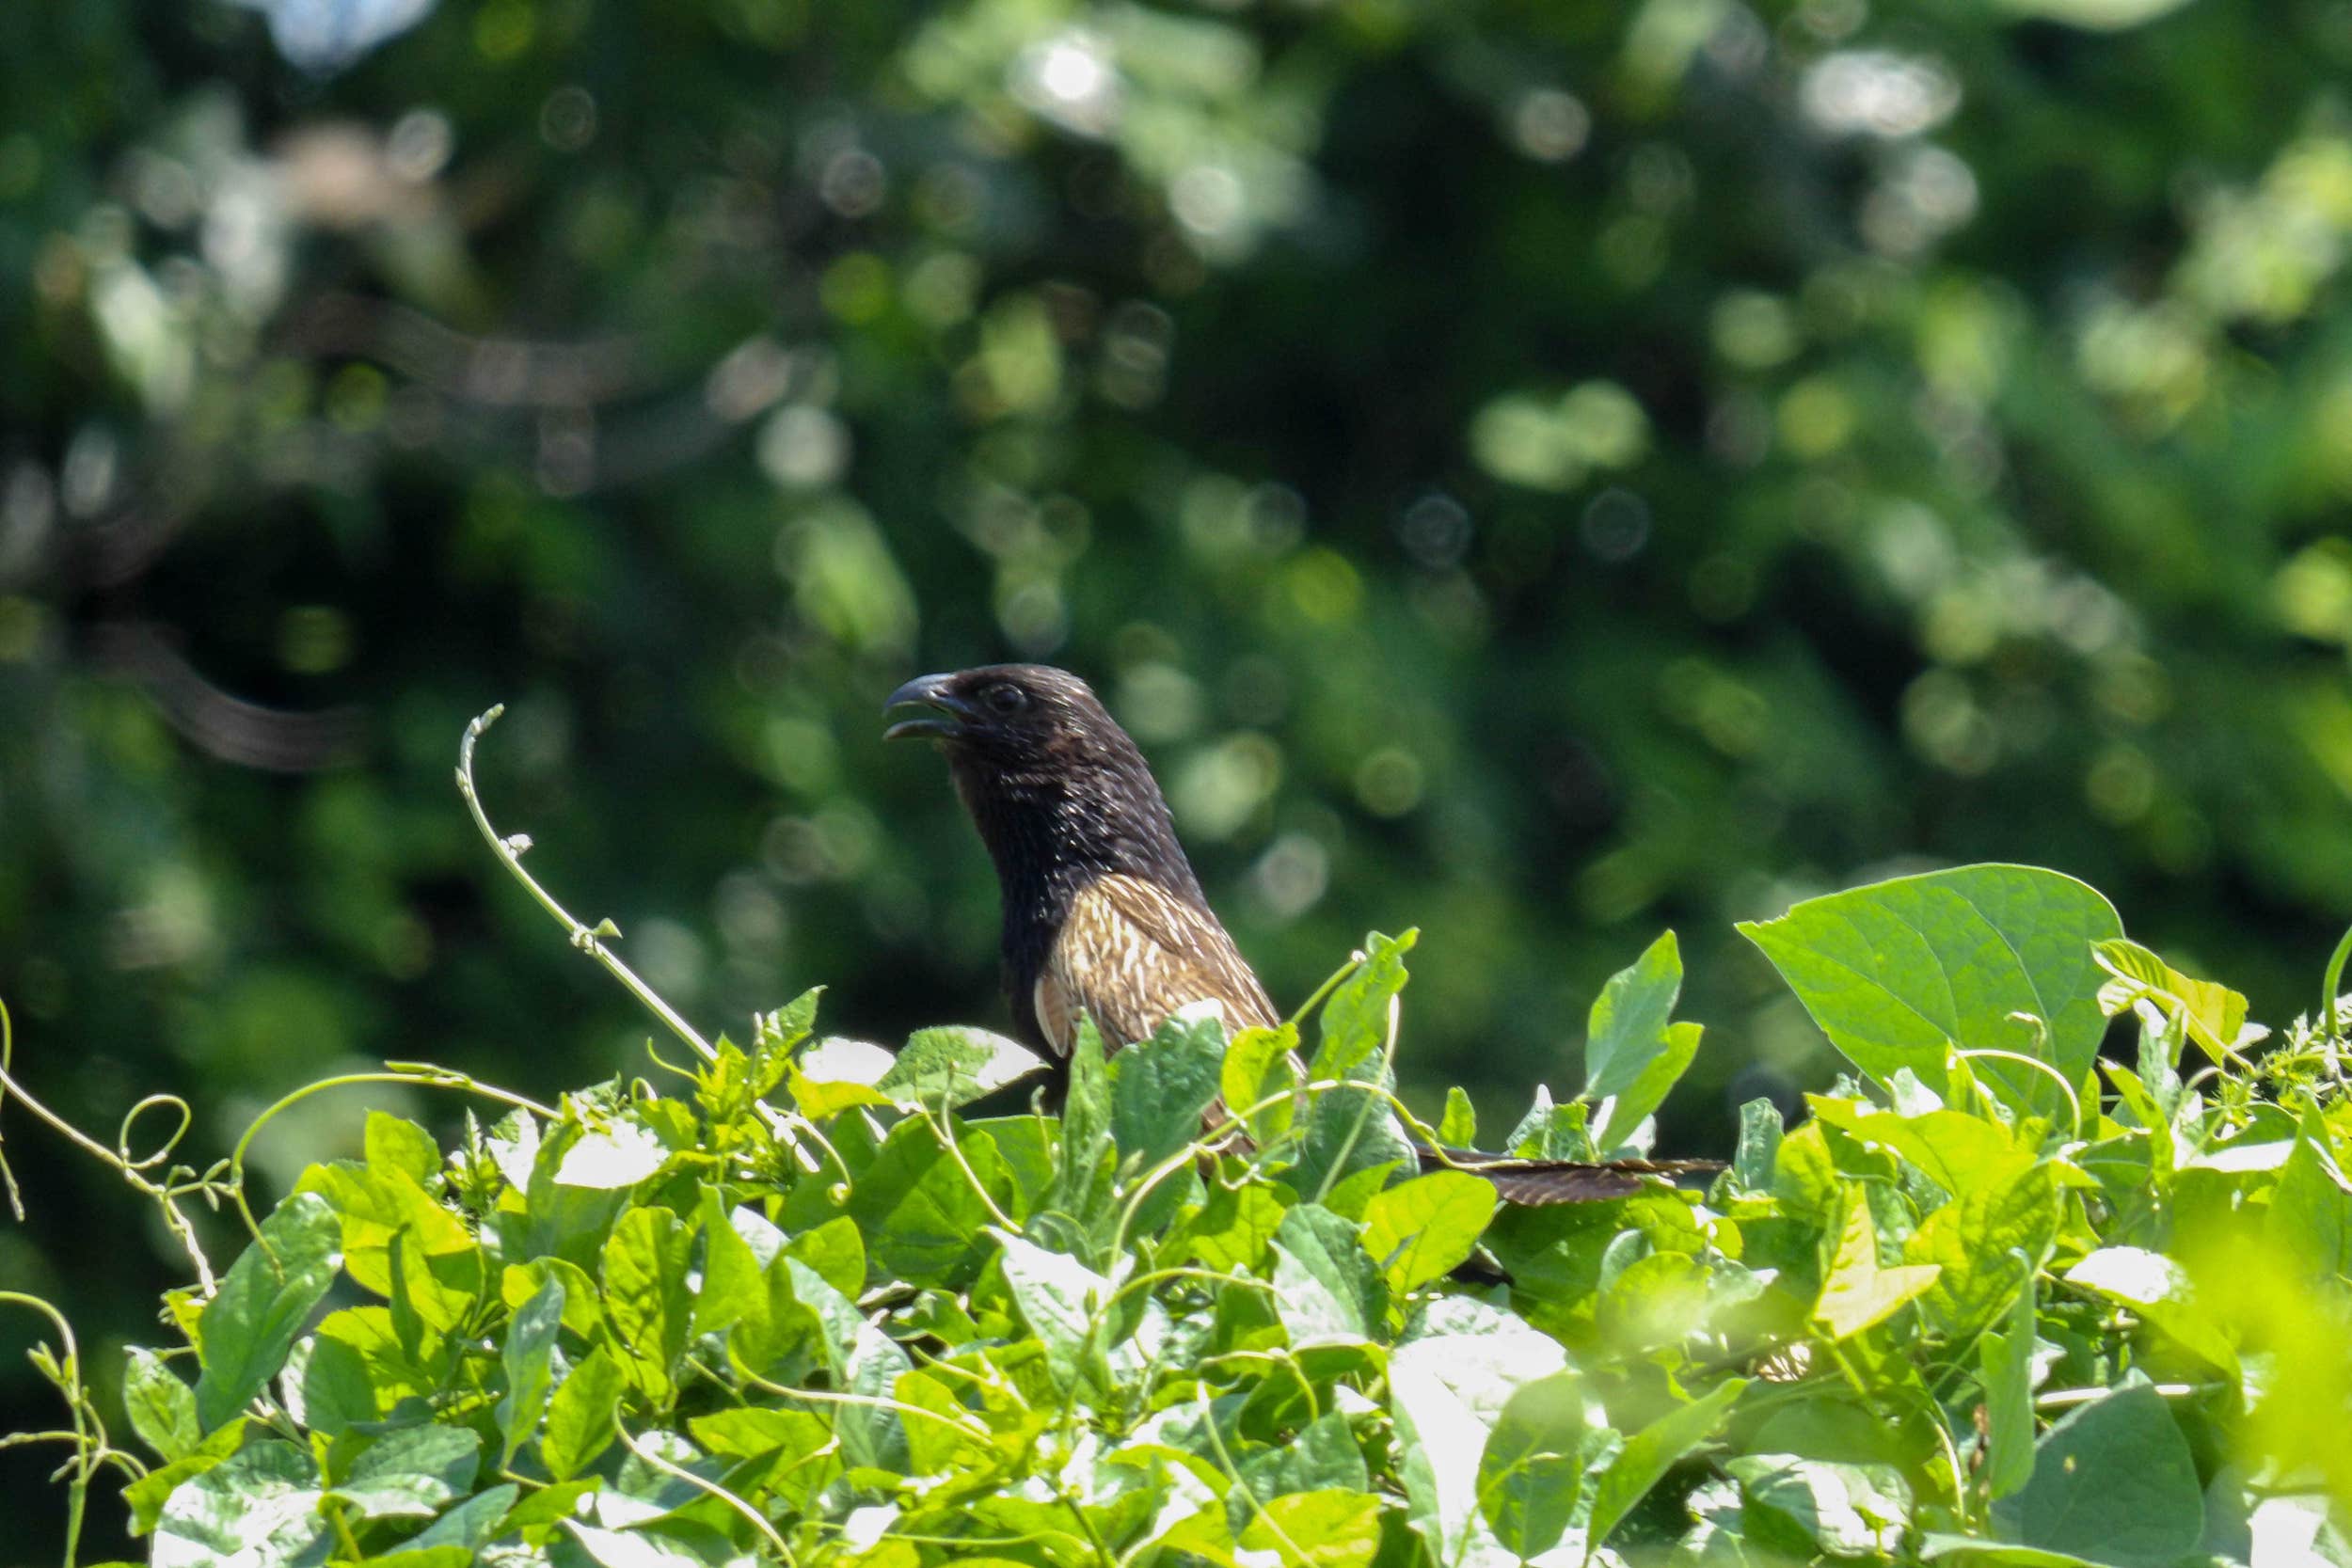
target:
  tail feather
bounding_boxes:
[1415,1145,1724,1205]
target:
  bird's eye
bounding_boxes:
[982,684,1029,716]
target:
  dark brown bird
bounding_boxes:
[884,663,1718,1204]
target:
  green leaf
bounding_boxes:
[1311,930,1416,1082]
[1980,1274,2039,1501]
[1587,1376,1748,1548]
[1110,1005,1229,1173]
[1169,1180,1285,1275]
[1239,1408,1371,1498]
[881,1023,1048,1110]
[409,1483,519,1550]
[122,1347,201,1464]
[563,1521,712,1568]
[787,1036,897,1118]
[2062,1247,2240,1378]
[847,1115,1008,1284]
[552,1114,671,1188]
[1475,1370,1619,1560]
[1238,1489,1386,1568]
[1583,931,1702,1150]
[1814,1183,1941,1340]
[1223,1022,1303,1147]
[1738,863,2122,1117]
[1389,1305,1567,1568]
[782,1257,913,1471]
[2265,1105,2352,1277]
[1732,1098,1783,1191]
[1362,1170,1496,1292]
[1296,934,1419,1203]
[601,1205,693,1402]
[2091,939,2252,1065]
[993,1229,1112,1393]
[1729,1452,1912,1558]
[495,1273,565,1467]
[195,1192,343,1432]
[1437,1086,1478,1148]
[365,1112,442,1186]
[123,1418,248,1535]
[541,1344,626,1481]
[152,1440,327,1566]
[327,1425,481,1519]
[1502,1087,1597,1161]
[1904,1164,2058,1338]
[783,1212,868,1299]
[1047,1015,1117,1231]
[1990,1378,2202,1568]
[1271,1204,1384,1346]
[691,1193,767,1341]
[1805,1101,2035,1196]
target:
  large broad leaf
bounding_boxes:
[880,1025,1048,1111]
[1730,1453,1913,1559]
[1813,1184,1941,1340]
[1475,1370,1621,1561]
[1237,1490,1385,1568]
[1270,1204,1385,1347]
[1296,932,1420,1203]
[495,1274,565,1467]
[1587,1377,1748,1548]
[195,1193,344,1432]
[1979,1276,2039,1502]
[2062,1248,2239,1379]
[1738,864,2121,1118]
[992,1230,1113,1394]
[1108,1005,1228,1176]
[2266,1106,2352,1277]
[326,1426,482,1520]
[2090,939,2253,1066]
[1989,1378,2202,1568]
[601,1205,693,1403]
[1361,1171,1496,1293]
[1582,931,1704,1152]
[123,1348,202,1464]
[152,1440,327,1568]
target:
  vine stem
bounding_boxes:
[2322,919,2352,1043]
[0,1290,137,1568]
[456,705,717,1065]
[225,1068,559,1242]
[0,999,221,1294]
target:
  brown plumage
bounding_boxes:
[884,663,1719,1204]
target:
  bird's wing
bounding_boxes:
[1416,1146,1724,1204]
[1034,870,1280,1055]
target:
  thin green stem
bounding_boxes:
[617,1424,796,1564]
[228,1069,555,1243]
[456,705,717,1064]
[2322,920,2352,1043]
[0,1291,106,1568]
[1284,950,1365,1030]
[0,1003,221,1292]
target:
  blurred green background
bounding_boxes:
[7,0,2352,1551]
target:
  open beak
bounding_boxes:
[882,673,976,741]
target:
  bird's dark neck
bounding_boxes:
[947,747,1206,968]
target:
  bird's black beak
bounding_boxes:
[882,673,976,742]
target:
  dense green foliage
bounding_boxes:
[8,0,2352,1549]
[12,861,2352,1565]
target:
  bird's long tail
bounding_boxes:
[1414,1145,1724,1205]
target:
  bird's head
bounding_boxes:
[882,664,1124,768]
[883,663,1199,895]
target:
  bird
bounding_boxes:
[883,662,1720,1204]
